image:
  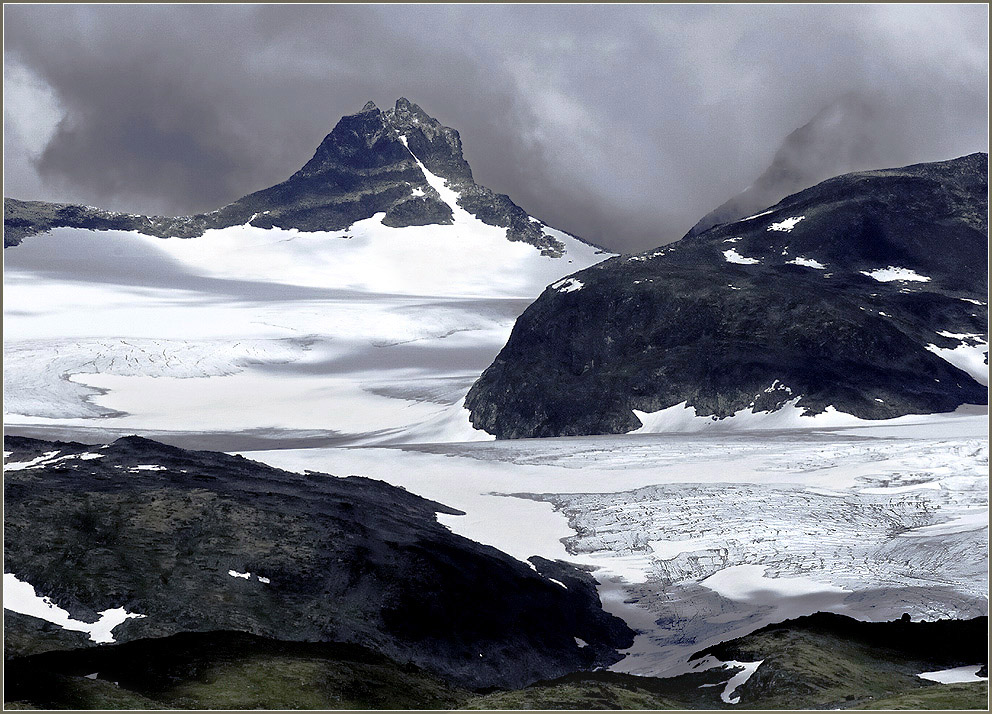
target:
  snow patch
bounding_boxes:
[3,573,145,643]
[860,266,931,282]
[130,464,167,472]
[937,331,985,341]
[552,277,584,293]
[3,451,61,470]
[629,398,986,435]
[228,570,251,579]
[720,660,764,704]
[740,209,773,222]
[548,578,567,589]
[786,256,825,269]
[767,216,804,232]
[722,249,760,265]
[918,665,988,684]
[925,342,989,386]
[574,637,588,648]
[690,656,765,704]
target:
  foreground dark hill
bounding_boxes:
[4,98,579,256]
[5,612,986,709]
[467,153,989,438]
[3,435,633,689]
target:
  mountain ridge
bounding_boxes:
[466,152,989,438]
[4,98,591,257]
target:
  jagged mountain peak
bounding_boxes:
[5,98,585,257]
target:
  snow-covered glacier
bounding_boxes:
[3,217,607,447]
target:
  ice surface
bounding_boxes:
[700,565,850,602]
[3,572,145,643]
[859,266,931,282]
[244,415,988,676]
[722,249,760,265]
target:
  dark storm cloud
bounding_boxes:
[3,4,988,252]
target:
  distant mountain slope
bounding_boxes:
[466,153,989,438]
[4,98,592,256]
[3,435,634,689]
[687,93,881,237]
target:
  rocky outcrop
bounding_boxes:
[3,435,634,689]
[466,153,989,438]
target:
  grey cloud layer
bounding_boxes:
[3,4,988,251]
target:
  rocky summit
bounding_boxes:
[3,435,634,690]
[4,98,574,256]
[466,153,989,438]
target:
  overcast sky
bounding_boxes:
[3,4,988,252]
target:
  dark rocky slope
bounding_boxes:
[467,153,988,438]
[4,99,579,256]
[3,435,634,690]
[5,612,986,709]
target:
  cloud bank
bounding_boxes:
[4,4,988,251]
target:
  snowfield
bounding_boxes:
[3,216,607,446]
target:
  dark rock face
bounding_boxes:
[3,435,634,689]
[4,98,576,255]
[466,153,989,438]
